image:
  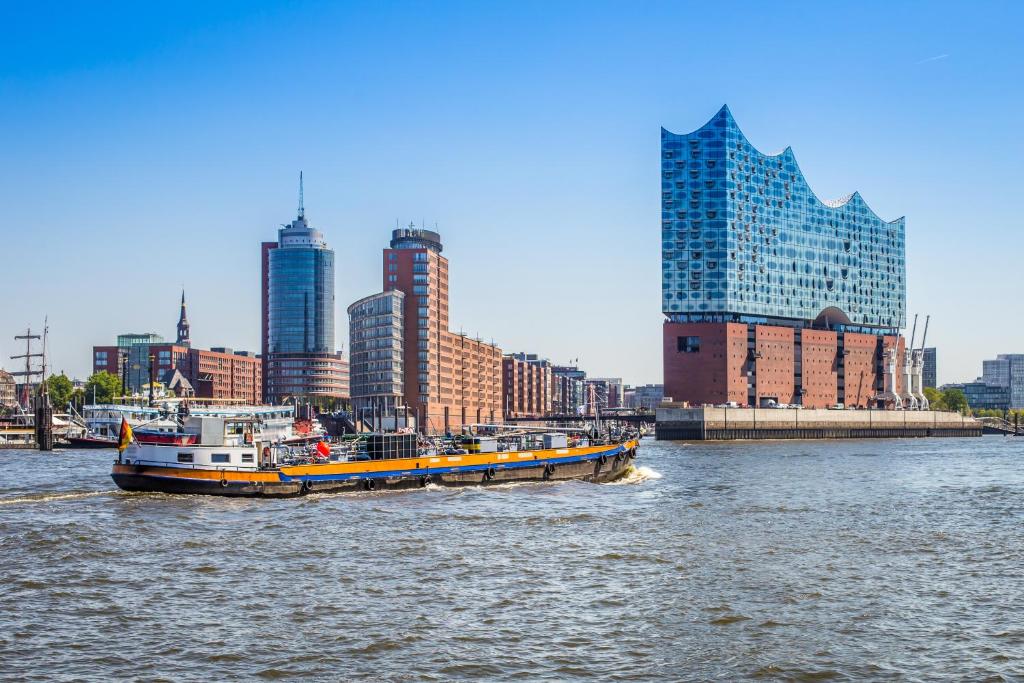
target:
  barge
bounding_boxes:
[111,415,639,497]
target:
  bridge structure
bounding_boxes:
[976,416,1023,436]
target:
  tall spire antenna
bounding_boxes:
[298,171,305,219]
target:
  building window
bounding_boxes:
[677,336,701,353]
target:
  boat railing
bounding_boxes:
[121,457,260,473]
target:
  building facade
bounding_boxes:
[386,226,502,431]
[662,106,907,408]
[625,384,665,411]
[348,290,406,417]
[588,377,624,409]
[261,190,348,405]
[943,381,1010,411]
[502,353,553,418]
[351,226,502,432]
[0,369,15,409]
[980,354,1024,409]
[93,297,262,402]
[923,347,937,389]
[551,365,588,415]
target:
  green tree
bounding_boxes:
[46,373,75,409]
[923,386,944,411]
[84,371,122,404]
[941,388,968,414]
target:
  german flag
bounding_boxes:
[117,417,134,453]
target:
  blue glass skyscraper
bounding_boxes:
[261,178,348,404]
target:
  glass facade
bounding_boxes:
[264,212,347,403]
[980,354,1024,409]
[268,247,335,354]
[662,106,905,333]
[347,290,405,411]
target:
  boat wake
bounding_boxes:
[605,465,663,486]
[0,490,118,506]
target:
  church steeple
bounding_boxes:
[176,290,191,346]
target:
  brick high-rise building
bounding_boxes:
[358,225,502,433]
[661,106,907,408]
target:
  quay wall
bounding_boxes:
[656,406,982,440]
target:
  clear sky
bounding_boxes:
[1,1,1021,387]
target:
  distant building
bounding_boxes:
[943,381,1010,411]
[589,377,624,409]
[261,179,348,404]
[626,384,665,410]
[350,225,502,433]
[348,290,406,417]
[551,365,587,415]
[662,106,906,408]
[502,353,553,418]
[923,348,937,389]
[92,295,262,403]
[0,369,15,408]
[980,354,1024,409]
[93,333,164,390]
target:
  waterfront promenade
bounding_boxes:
[657,406,982,440]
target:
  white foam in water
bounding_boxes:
[0,490,117,506]
[605,465,663,485]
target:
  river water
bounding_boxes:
[1,436,1022,681]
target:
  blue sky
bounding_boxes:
[1,1,1021,386]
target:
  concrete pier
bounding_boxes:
[656,406,982,440]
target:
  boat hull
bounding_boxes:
[111,440,639,497]
[65,436,118,449]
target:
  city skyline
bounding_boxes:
[2,1,1023,386]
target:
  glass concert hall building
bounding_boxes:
[662,106,907,408]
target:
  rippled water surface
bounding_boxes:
[2,437,1023,680]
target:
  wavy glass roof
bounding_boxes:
[661,105,905,332]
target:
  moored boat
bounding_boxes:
[111,416,640,497]
[66,434,118,449]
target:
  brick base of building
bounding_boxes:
[663,321,905,409]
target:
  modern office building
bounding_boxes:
[625,384,665,411]
[351,225,502,432]
[261,181,348,404]
[588,377,624,409]
[923,347,937,389]
[980,354,1024,409]
[662,106,907,408]
[942,381,1010,411]
[93,295,262,402]
[502,352,553,418]
[347,290,406,418]
[551,365,590,415]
